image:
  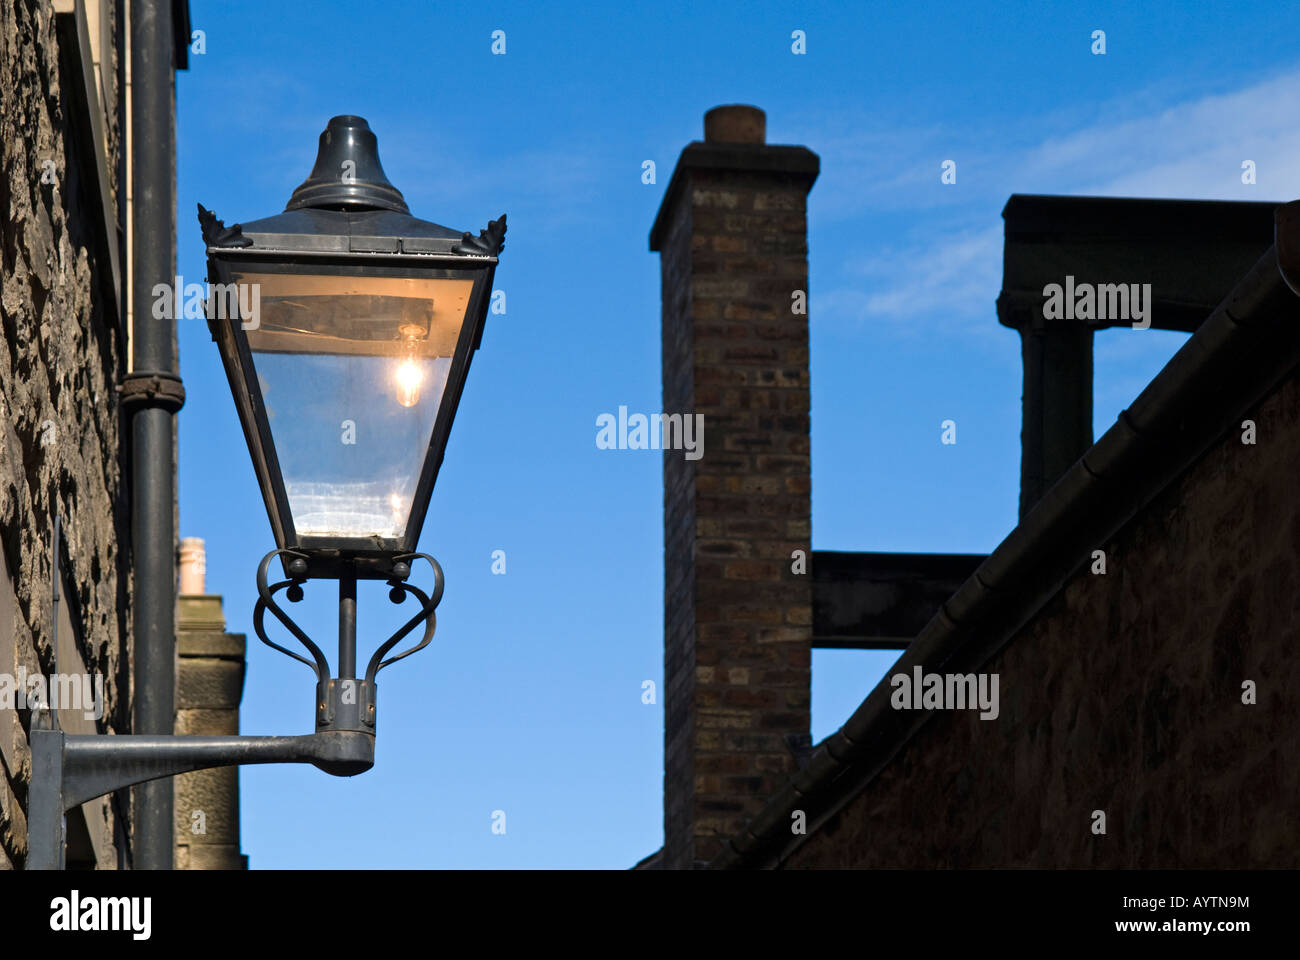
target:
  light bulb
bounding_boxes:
[394,325,424,407]
[395,356,422,407]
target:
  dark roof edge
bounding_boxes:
[630,847,663,870]
[648,141,819,252]
[1000,193,1281,240]
[710,229,1300,870]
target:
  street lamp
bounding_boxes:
[200,114,504,736]
[27,116,505,868]
[201,115,504,582]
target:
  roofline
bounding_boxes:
[711,211,1300,869]
[1000,193,1280,241]
[631,847,663,870]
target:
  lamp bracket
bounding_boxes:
[252,549,444,731]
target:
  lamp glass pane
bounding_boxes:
[229,270,472,540]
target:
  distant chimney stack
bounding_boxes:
[174,536,248,869]
[650,107,819,868]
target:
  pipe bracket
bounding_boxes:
[118,371,186,413]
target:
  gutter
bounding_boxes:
[711,207,1300,869]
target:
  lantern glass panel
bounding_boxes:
[229,269,473,540]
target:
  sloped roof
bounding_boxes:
[711,208,1300,868]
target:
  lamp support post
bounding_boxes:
[339,568,357,680]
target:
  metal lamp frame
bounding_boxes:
[204,251,497,582]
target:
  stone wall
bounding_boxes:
[786,368,1300,867]
[0,0,130,869]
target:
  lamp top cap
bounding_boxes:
[704,105,766,144]
[285,115,410,214]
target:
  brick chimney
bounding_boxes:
[650,105,819,868]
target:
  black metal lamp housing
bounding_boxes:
[200,115,505,582]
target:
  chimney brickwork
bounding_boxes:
[650,106,819,868]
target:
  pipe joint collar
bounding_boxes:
[119,371,186,413]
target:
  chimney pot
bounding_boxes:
[704,105,766,144]
[179,537,206,595]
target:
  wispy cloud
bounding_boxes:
[815,67,1300,338]
[1019,69,1300,200]
[816,225,1003,339]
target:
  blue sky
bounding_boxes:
[176,0,1300,867]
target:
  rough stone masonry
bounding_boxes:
[0,0,132,868]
